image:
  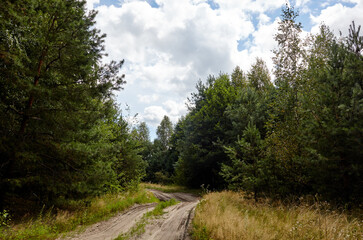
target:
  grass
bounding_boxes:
[192,191,363,240]
[115,198,179,240]
[0,188,159,240]
[141,182,202,195]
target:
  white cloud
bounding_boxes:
[296,0,311,7]
[214,0,286,13]
[310,1,363,35]
[138,94,160,103]
[89,0,288,132]
[141,100,187,127]
[86,0,100,10]
[162,100,188,121]
[143,106,168,126]
[85,0,363,137]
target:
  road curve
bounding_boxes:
[59,189,199,240]
[136,189,199,240]
[58,203,157,240]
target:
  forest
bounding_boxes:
[0,0,146,212]
[0,0,362,239]
[145,8,363,204]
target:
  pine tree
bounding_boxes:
[0,0,125,206]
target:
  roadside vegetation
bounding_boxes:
[0,189,158,240]
[192,191,363,240]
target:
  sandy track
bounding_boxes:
[147,189,198,202]
[59,203,156,240]
[136,189,199,240]
[59,190,199,240]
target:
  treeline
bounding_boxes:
[0,0,147,211]
[145,6,363,204]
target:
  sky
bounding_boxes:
[86,0,363,139]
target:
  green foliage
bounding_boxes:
[296,22,363,202]
[157,115,174,150]
[174,74,239,188]
[0,210,11,227]
[144,115,178,183]
[248,58,273,92]
[0,0,146,213]
[171,6,362,204]
[221,123,266,199]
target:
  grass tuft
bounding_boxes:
[192,191,363,240]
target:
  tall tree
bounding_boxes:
[133,122,150,143]
[299,22,363,202]
[175,74,238,188]
[0,0,126,206]
[265,4,308,196]
[247,58,272,92]
[157,115,174,150]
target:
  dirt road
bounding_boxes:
[59,203,157,240]
[61,189,199,240]
[136,189,199,240]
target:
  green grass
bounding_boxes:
[0,189,159,240]
[115,198,179,240]
[141,182,202,195]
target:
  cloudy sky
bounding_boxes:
[86,0,363,139]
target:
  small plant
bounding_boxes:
[0,210,11,227]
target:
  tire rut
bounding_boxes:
[58,203,156,240]
[134,190,199,240]
[58,190,199,240]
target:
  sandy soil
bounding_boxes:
[58,203,156,240]
[60,189,199,240]
[136,190,199,240]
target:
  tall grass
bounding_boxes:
[193,191,362,240]
[0,189,158,240]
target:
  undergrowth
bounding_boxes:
[0,188,158,240]
[192,191,363,240]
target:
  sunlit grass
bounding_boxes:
[0,189,159,240]
[141,182,201,195]
[193,191,363,240]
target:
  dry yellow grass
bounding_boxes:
[192,191,362,240]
